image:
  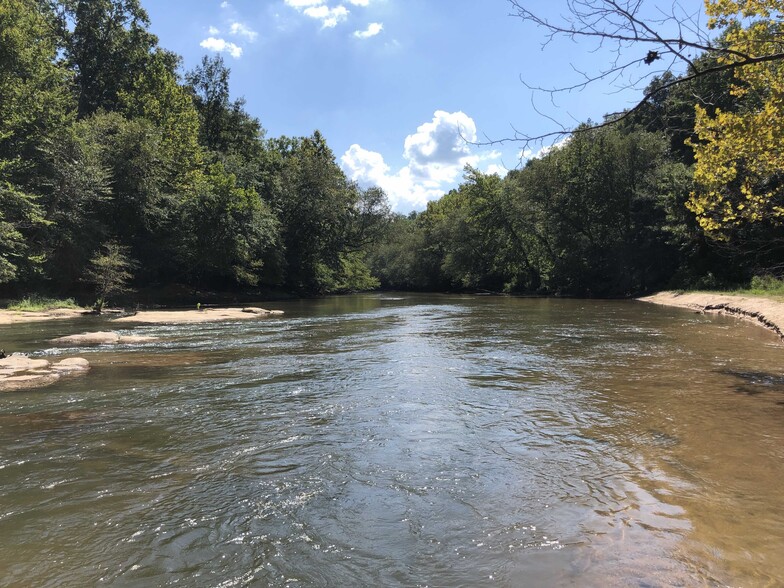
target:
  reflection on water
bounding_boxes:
[1,294,783,586]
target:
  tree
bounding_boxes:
[687,0,784,238]
[177,163,279,288]
[506,0,784,146]
[0,0,73,285]
[67,0,159,117]
[84,241,135,311]
[186,56,265,157]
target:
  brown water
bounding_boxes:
[1,295,783,587]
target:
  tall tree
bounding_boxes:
[0,0,73,284]
[68,0,158,117]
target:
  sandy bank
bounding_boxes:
[638,291,784,342]
[112,307,284,325]
[0,306,283,326]
[0,308,89,325]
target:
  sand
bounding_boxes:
[0,306,284,326]
[638,291,784,342]
[0,308,89,325]
[112,307,284,324]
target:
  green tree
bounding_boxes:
[0,0,73,285]
[84,241,135,311]
[67,0,158,117]
[177,163,279,287]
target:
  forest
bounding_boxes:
[1,0,782,302]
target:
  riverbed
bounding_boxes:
[1,294,783,586]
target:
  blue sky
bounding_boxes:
[144,0,704,212]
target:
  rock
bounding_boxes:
[0,355,50,371]
[51,358,90,372]
[51,331,157,346]
[241,307,284,316]
[117,335,158,344]
[0,355,89,392]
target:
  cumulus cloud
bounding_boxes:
[285,0,356,28]
[230,21,258,41]
[354,22,383,39]
[200,37,243,58]
[341,111,501,211]
[303,5,349,28]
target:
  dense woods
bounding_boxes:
[1,0,782,302]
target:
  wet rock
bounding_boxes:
[0,355,90,392]
[241,307,285,316]
[51,331,158,346]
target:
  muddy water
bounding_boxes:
[1,295,783,587]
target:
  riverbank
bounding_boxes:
[0,308,90,325]
[638,291,784,342]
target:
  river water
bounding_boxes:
[1,295,783,587]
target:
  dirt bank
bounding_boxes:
[638,291,784,342]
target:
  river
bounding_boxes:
[1,294,783,587]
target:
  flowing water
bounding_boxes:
[1,294,784,587]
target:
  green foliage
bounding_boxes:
[749,275,784,295]
[6,295,80,311]
[83,241,135,311]
[177,163,279,287]
[0,184,46,284]
[67,0,159,117]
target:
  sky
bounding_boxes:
[143,0,707,212]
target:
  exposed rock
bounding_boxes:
[51,331,158,346]
[113,307,284,324]
[0,354,90,392]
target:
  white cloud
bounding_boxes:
[220,1,230,8]
[485,164,509,177]
[230,21,258,41]
[354,22,383,39]
[347,0,370,5]
[285,0,324,7]
[285,0,352,28]
[342,111,500,211]
[303,4,349,28]
[208,26,220,35]
[200,37,243,58]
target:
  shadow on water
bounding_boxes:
[718,368,784,397]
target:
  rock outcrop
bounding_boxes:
[51,331,158,346]
[0,354,90,392]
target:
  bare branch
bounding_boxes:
[490,0,784,148]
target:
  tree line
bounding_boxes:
[1,0,389,302]
[367,1,784,296]
[1,0,781,302]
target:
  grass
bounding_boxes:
[5,295,82,312]
[696,276,784,302]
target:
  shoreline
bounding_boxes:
[638,291,784,342]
